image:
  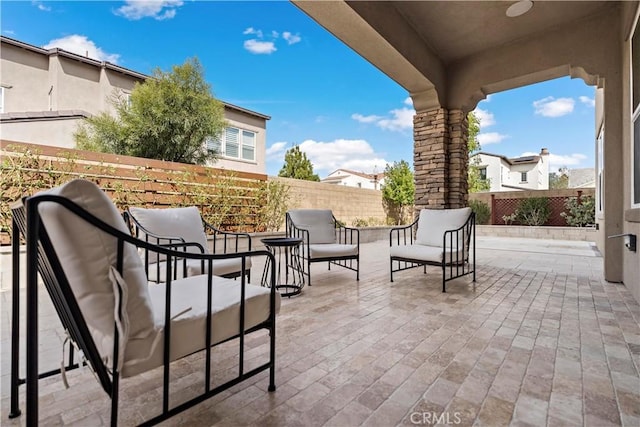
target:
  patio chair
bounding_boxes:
[9,179,279,426]
[389,207,476,292]
[286,209,359,286]
[125,206,252,283]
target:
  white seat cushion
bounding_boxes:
[146,257,252,282]
[121,275,280,377]
[129,206,209,264]
[390,244,467,265]
[309,243,358,259]
[287,209,336,244]
[415,208,472,247]
[36,179,156,370]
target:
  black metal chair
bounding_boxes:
[390,208,476,292]
[9,179,278,426]
[286,209,359,286]
[124,206,252,283]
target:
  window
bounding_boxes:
[633,20,640,205]
[596,127,604,216]
[206,126,256,162]
[521,172,528,182]
[479,168,487,180]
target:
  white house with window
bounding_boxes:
[0,36,269,174]
[321,169,385,189]
[470,148,550,192]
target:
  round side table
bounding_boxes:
[260,237,305,297]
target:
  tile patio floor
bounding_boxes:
[1,237,639,426]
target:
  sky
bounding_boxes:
[2,0,597,177]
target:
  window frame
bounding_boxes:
[206,126,257,163]
[632,14,640,207]
[520,171,528,183]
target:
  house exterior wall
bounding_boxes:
[210,108,267,174]
[474,152,549,191]
[0,36,268,174]
[323,169,384,189]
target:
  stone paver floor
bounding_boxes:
[1,237,639,426]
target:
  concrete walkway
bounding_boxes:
[1,236,638,426]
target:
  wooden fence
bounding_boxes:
[469,188,595,226]
[1,140,268,244]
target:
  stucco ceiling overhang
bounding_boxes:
[293,1,616,111]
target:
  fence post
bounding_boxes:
[577,190,582,205]
[490,194,496,225]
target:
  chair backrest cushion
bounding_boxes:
[288,209,336,244]
[415,207,472,247]
[128,206,209,263]
[36,179,156,362]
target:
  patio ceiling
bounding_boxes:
[293,1,615,110]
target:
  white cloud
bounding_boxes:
[474,108,495,128]
[244,39,276,55]
[269,139,389,175]
[477,132,508,145]
[115,0,183,20]
[43,35,120,63]
[404,97,413,106]
[282,32,301,45]
[33,1,51,11]
[579,96,595,107]
[377,107,415,131]
[533,96,575,117]
[352,113,382,124]
[266,142,287,159]
[3,30,15,35]
[297,139,388,175]
[243,27,263,38]
[547,153,587,171]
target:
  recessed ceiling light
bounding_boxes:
[506,0,533,18]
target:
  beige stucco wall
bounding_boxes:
[620,3,640,302]
[1,37,268,175]
[270,176,386,226]
[209,108,267,174]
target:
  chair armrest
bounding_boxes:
[202,220,252,253]
[334,220,360,246]
[389,217,420,247]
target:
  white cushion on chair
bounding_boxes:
[146,257,252,282]
[129,206,209,263]
[415,208,471,248]
[309,243,358,259]
[36,179,156,367]
[122,275,281,377]
[390,244,466,264]
[287,209,336,244]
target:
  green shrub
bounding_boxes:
[516,197,551,226]
[561,195,595,227]
[469,199,491,225]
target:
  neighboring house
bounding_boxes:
[470,148,550,192]
[321,169,385,189]
[0,36,269,174]
[568,168,596,188]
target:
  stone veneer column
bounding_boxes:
[447,109,469,208]
[413,107,469,212]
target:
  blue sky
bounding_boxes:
[2,1,596,177]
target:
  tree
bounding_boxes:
[381,160,415,224]
[549,167,569,189]
[467,112,491,192]
[278,146,320,181]
[75,57,226,165]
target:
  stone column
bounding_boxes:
[413,107,469,213]
[448,109,469,208]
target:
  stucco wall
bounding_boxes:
[271,176,386,226]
